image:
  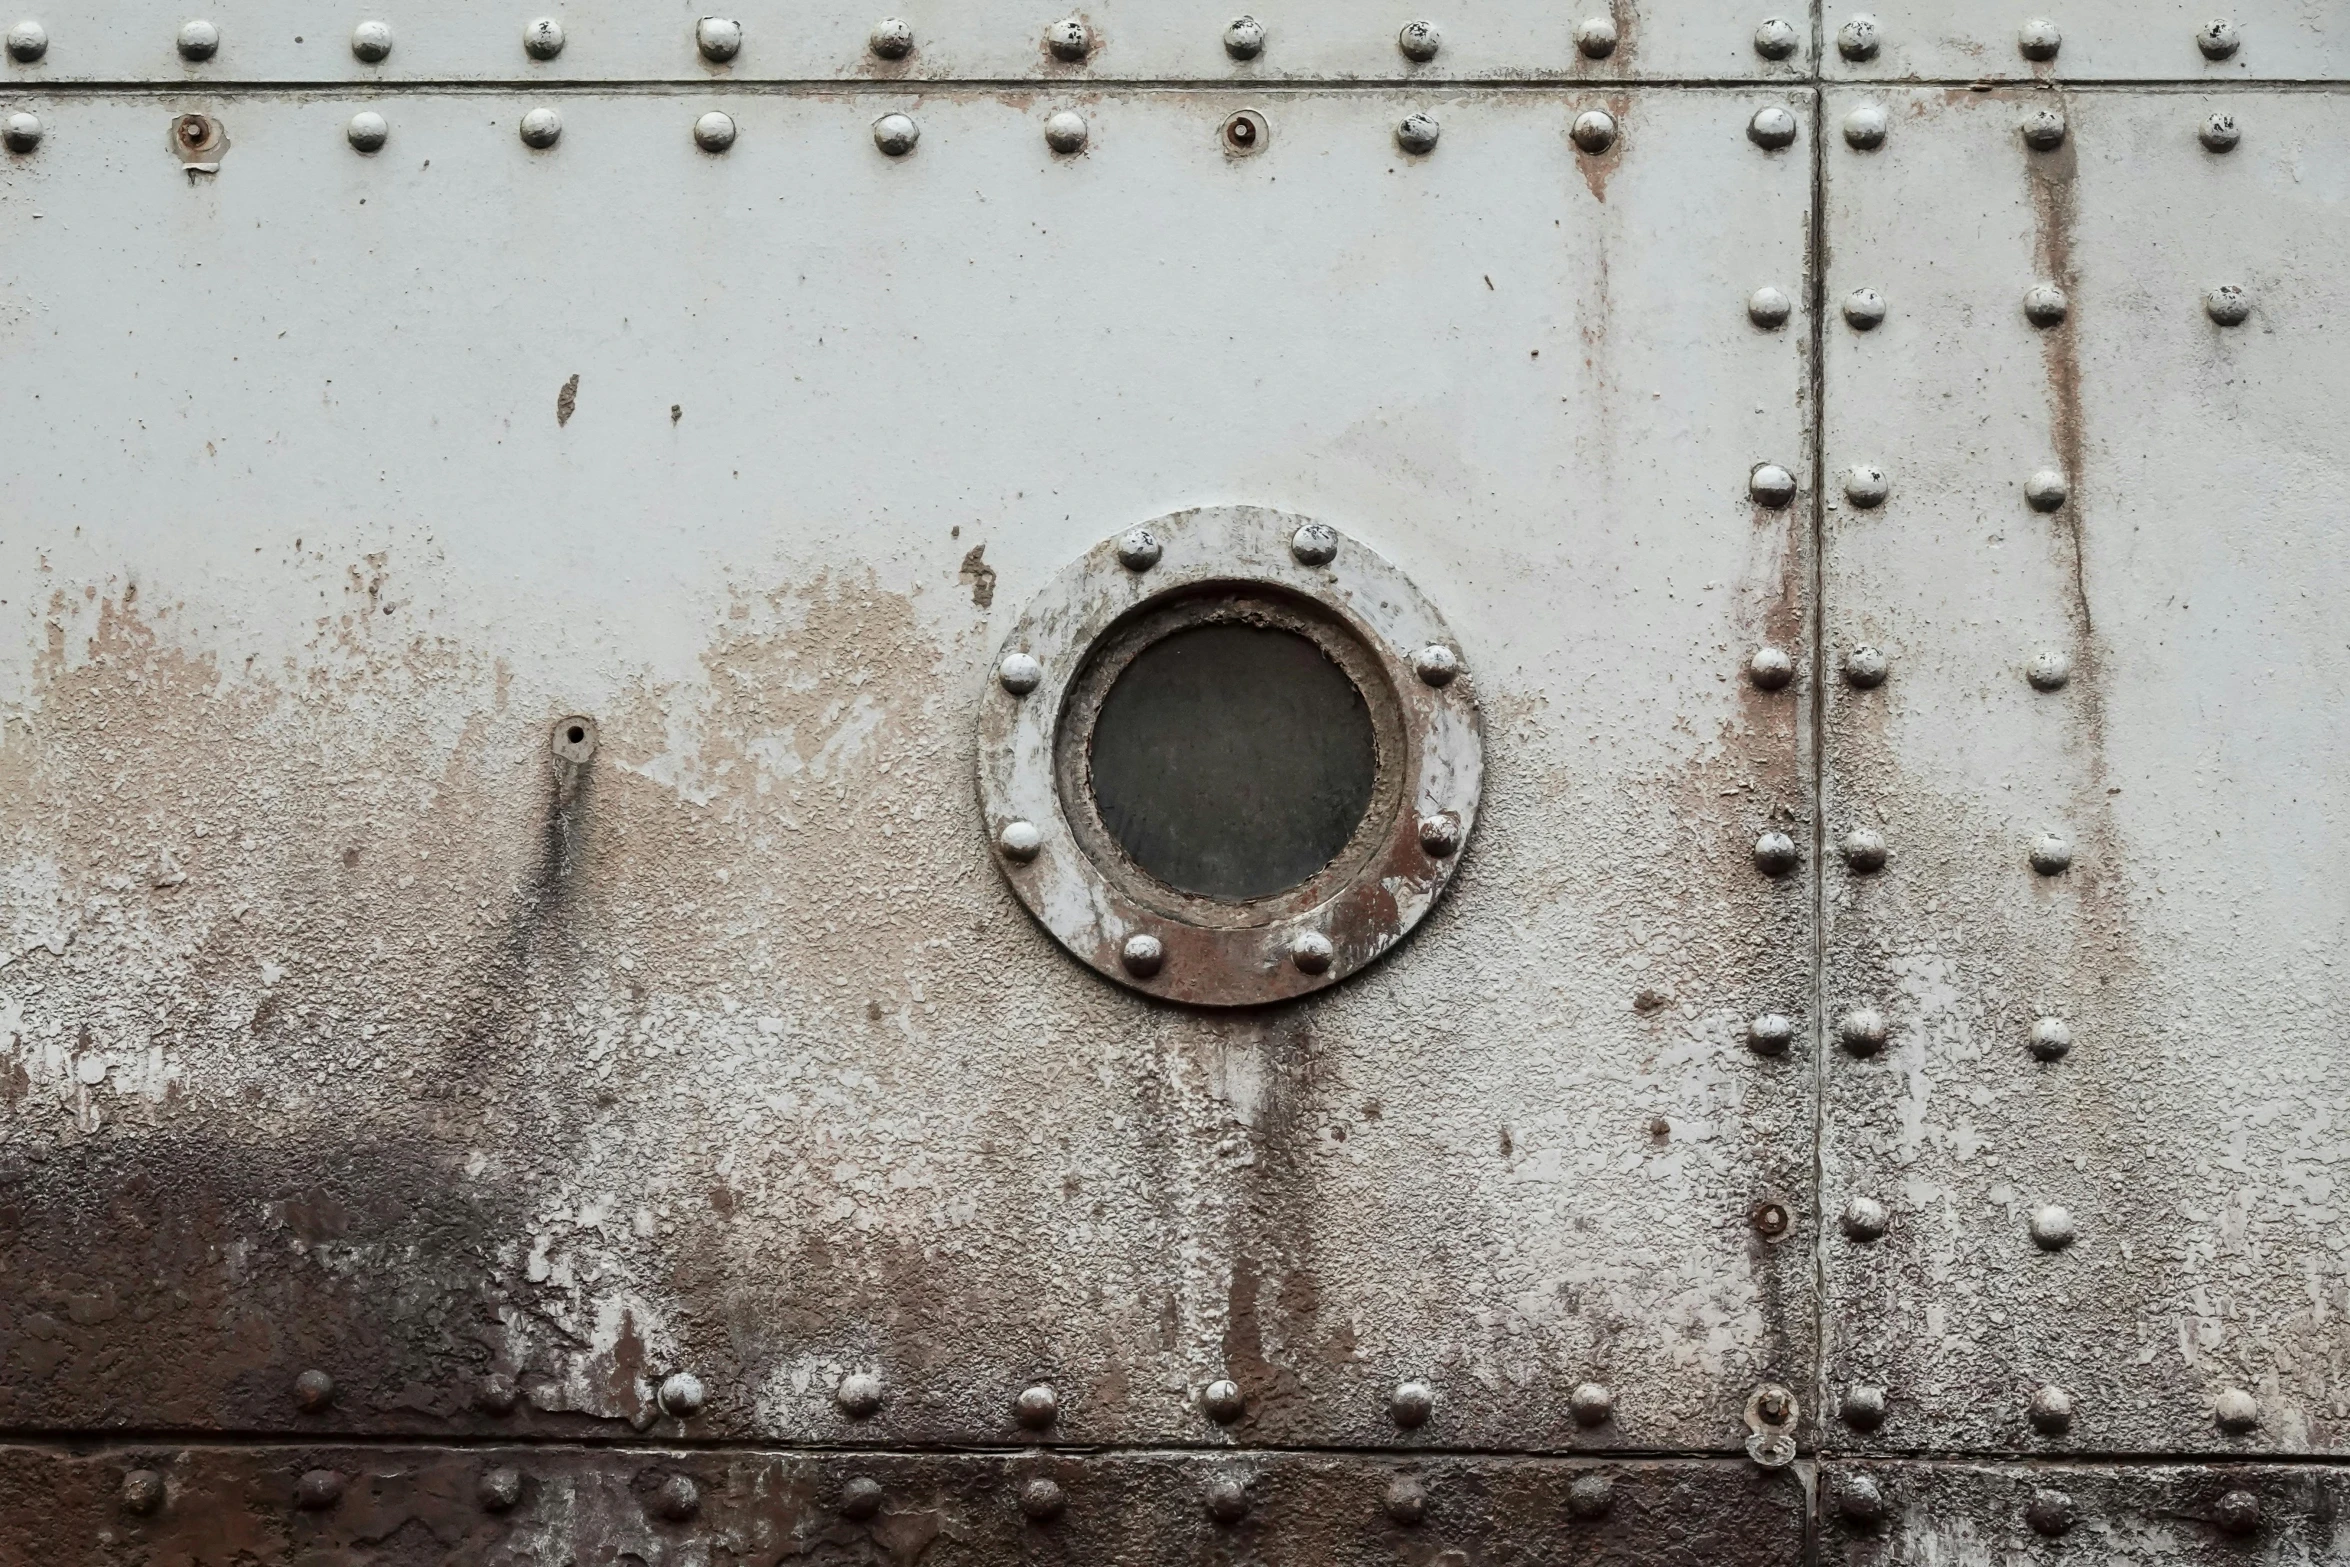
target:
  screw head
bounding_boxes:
[1839,1007,1887,1055]
[1204,1474,1250,1523]
[477,1373,521,1415]
[1843,103,1888,149]
[998,652,1043,695]
[1837,1474,1887,1526]
[478,1464,523,1513]
[1566,1473,1614,1518]
[522,17,564,59]
[1417,812,1462,857]
[1396,19,1441,60]
[1841,1195,1890,1241]
[176,18,219,59]
[2023,282,2070,327]
[1748,104,1798,150]
[2,109,39,152]
[696,16,742,62]
[658,1371,707,1419]
[1747,645,1795,690]
[1044,17,1090,60]
[2028,1016,2073,1060]
[1841,1385,1888,1430]
[1747,1013,1794,1056]
[2029,833,2073,875]
[1201,1378,1245,1423]
[1843,644,1888,687]
[1843,464,1890,508]
[1753,830,1798,877]
[6,18,46,60]
[1120,933,1165,977]
[1841,828,1888,874]
[2029,1383,2075,1433]
[653,1473,700,1522]
[2214,1488,2261,1534]
[1749,462,1797,506]
[1570,108,1617,154]
[293,1368,336,1413]
[1290,930,1335,975]
[519,106,563,148]
[1567,1381,1614,1426]
[1389,1379,1435,1428]
[1015,1382,1058,1428]
[1748,286,1792,329]
[2025,469,2069,511]
[1412,645,1461,686]
[840,1477,885,1519]
[869,17,914,58]
[1044,109,1089,154]
[1842,287,1887,330]
[1837,15,1881,60]
[873,112,919,156]
[1573,16,1618,58]
[1384,1475,1427,1525]
[1019,1476,1066,1521]
[2025,648,2072,690]
[2025,1487,2076,1535]
[836,1371,884,1419]
[2197,18,2241,60]
[2214,1386,2261,1432]
[120,1469,166,1516]
[2018,18,2061,60]
[2020,107,2067,150]
[1288,521,1338,564]
[1223,15,1265,59]
[2029,1204,2076,1250]
[1753,17,1801,59]
[2205,283,2251,325]
[694,110,736,152]
[295,1469,345,1511]
[2200,111,2239,151]
[350,20,392,61]
[1395,112,1440,154]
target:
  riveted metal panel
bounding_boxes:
[1820,5,2350,82]
[0,87,1813,1449]
[1819,85,2350,1455]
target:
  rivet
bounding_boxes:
[1749,463,1797,507]
[295,1469,345,1511]
[120,1469,166,1516]
[1568,1381,1614,1426]
[1753,17,1800,60]
[1044,16,1090,60]
[1417,812,1462,858]
[2214,1488,2261,1535]
[2023,282,2070,327]
[2196,18,2240,60]
[2205,283,2250,325]
[997,820,1042,864]
[519,106,562,148]
[694,110,736,152]
[873,112,919,156]
[2029,1383,2074,1433]
[1747,646,1794,690]
[2025,469,2069,511]
[1570,108,1617,154]
[1573,16,1617,58]
[1839,1007,1887,1055]
[477,1373,521,1415]
[522,17,564,59]
[2029,1204,2075,1250]
[344,110,389,153]
[1836,1473,1887,1526]
[1396,20,1440,61]
[2,108,39,152]
[658,1371,707,1419]
[1841,1385,1888,1430]
[1020,1476,1066,1521]
[2028,1016,2073,1060]
[2214,1387,2261,1433]
[1120,933,1165,978]
[1750,1198,1791,1236]
[1113,530,1160,573]
[868,18,914,58]
[1201,1378,1245,1423]
[839,1477,885,1519]
[177,18,219,59]
[1015,1382,1058,1428]
[1384,1475,1427,1525]
[1753,830,1798,877]
[1289,521,1338,564]
[1748,104,1798,150]
[1746,1013,1793,1056]
[1842,287,1886,330]
[1748,286,1792,329]
[1395,112,1440,154]
[1204,1473,1250,1524]
[2200,111,2239,152]
[1223,15,1265,59]
[5,18,46,60]
[1044,109,1089,154]
[998,652,1043,695]
[836,1371,884,1419]
[1841,1195,1889,1241]
[2018,18,2061,61]
[2025,648,2071,690]
[293,1368,336,1413]
[478,1465,523,1513]
[653,1473,700,1522]
[1844,645,1888,687]
[1389,1379,1435,1428]
[1566,1473,1614,1518]
[1837,15,1881,61]
[2029,833,2072,875]
[1843,104,1888,149]
[2025,1487,2076,1535]
[1843,464,1890,508]
[1412,645,1460,686]
[696,17,742,62]
[1290,931,1335,975]
[350,20,392,62]
[2020,108,2066,150]
[1841,828,1888,874]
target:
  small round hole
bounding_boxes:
[566,726,585,744]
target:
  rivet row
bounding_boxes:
[1833,11,2246,64]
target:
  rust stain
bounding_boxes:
[555,373,579,427]
[1574,91,1633,204]
[958,544,997,609]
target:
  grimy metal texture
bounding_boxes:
[0,80,1815,1462]
[1821,5,2350,83]
[1821,85,2350,1457]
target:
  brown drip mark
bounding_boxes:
[1576,91,1633,204]
[2021,100,2087,647]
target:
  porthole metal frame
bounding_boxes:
[977,505,1483,1006]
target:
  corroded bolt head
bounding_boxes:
[293,1369,336,1413]
[1750,1199,1791,1237]
[522,17,564,58]
[2214,1488,2261,1534]
[659,1371,707,1418]
[1417,812,1462,857]
[997,652,1043,695]
[1748,287,1791,328]
[1384,1475,1427,1525]
[1838,1007,1887,1056]
[1837,15,1881,61]
[1844,645,1888,688]
[120,1469,166,1516]
[653,1473,700,1521]
[873,112,919,156]
[1570,109,1617,154]
[295,1469,345,1511]
[1395,112,1440,154]
[1015,1382,1059,1428]
[2025,648,2072,690]
[2029,1383,2074,1433]
[1019,1476,1066,1521]
[1573,16,1617,59]
[1749,462,1797,506]
[2023,282,2070,327]
[696,17,742,61]
[1747,1013,1793,1056]
[1837,1473,1887,1526]
[346,111,389,153]
[2029,833,2073,875]
[1841,1195,1889,1241]
[1753,17,1800,59]
[1841,1385,1888,1430]
[1755,1387,1792,1423]
[2025,1487,2076,1535]
[1389,1380,1435,1428]
[1044,109,1089,154]
[1567,1381,1613,1426]
[6,18,47,60]
[1223,15,1265,59]
[2,110,40,152]
[2025,469,2069,511]
[477,1373,521,1415]
[519,106,562,148]
[1044,16,1090,60]
[1753,830,1798,877]
[1748,645,1794,690]
[1841,828,1888,874]
[839,1476,884,1519]
[2028,1016,2072,1060]
[694,111,737,152]
[2200,111,2240,152]
[2205,284,2251,325]
[1120,933,1165,977]
[2197,18,2240,60]
[1748,104,1798,150]
[177,18,219,59]
[836,1371,884,1418]
[1201,1378,1245,1423]
[2029,1204,2076,1250]
[1290,931,1335,975]
[1290,521,1338,564]
[1412,645,1460,686]
[1566,1473,1614,1518]
[1115,526,1160,568]
[1843,104,1888,150]
[1843,464,1890,508]
[1842,287,1886,330]
[2018,18,2061,60]
[2214,1387,2261,1432]
[1396,19,1440,61]
[350,20,393,61]
[478,1464,523,1512]
[869,17,914,58]
[1204,1473,1250,1523]
[2020,107,2067,150]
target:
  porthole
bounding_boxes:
[977,506,1482,1004]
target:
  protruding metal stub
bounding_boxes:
[1836,1473,1887,1528]
[2025,469,2069,511]
[1389,1379,1435,1429]
[293,1368,336,1413]
[1753,830,1798,877]
[1841,1195,1889,1242]
[1043,16,1090,61]
[1838,1007,1887,1056]
[1015,1382,1058,1429]
[2018,18,2061,61]
[5,18,46,61]
[2025,648,2072,691]
[346,112,388,154]
[1568,1381,1614,1427]
[1566,1473,1614,1518]
[869,17,914,59]
[1841,828,1888,874]
[2214,1488,2261,1534]
[519,106,562,149]
[2214,1386,2261,1433]
[1841,1384,1888,1431]
[1201,1378,1245,1424]
[1115,527,1161,569]
[1837,15,1881,61]
[1396,19,1440,61]
[1384,1475,1427,1525]
[1289,930,1334,974]
[2025,1487,2076,1535]
[522,17,564,59]
[2201,111,2240,152]
[1843,464,1890,509]
[2029,1383,2074,1433]
[696,17,742,62]
[1019,1477,1066,1521]
[1752,17,1799,60]
[836,1371,884,1419]
[1395,112,1440,155]
[177,18,219,60]
[1290,522,1337,564]
[2020,107,2067,150]
[2023,282,2069,327]
[350,20,392,62]
[652,1473,700,1522]
[2028,1016,2072,1060]
[1204,1473,1250,1523]
[478,1465,523,1513]
[1844,645,1887,688]
[1742,1383,1798,1468]
[1221,107,1268,156]
[1,110,38,153]
[658,1371,707,1419]
[1842,287,1886,330]
[1746,1014,1793,1056]
[1748,287,1792,329]
[2029,832,2073,875]
[120,1469,166,1516]
[997,652,1042,695]
[170,111,227,171]
[1120,933,1164,977]
[1223,16,1265,60]
[1044,110,1088,155]
[1749,463,1796,507]
[1748,646,1793,690]
[1570,109,1617,155]
[295,1469,346,1511]
[1573,16,1617,58]
[2196,18,2241,60]
[1748,104,1798,150]
[477,1373,521,1415]
[839,1476,884,1519]
[1842,104,1887,150]
[873,112,919,156]
[694,111,737,153]
[2206,283,2251,325]
[1749,1196,1791,1238]
[2029,1204,2076,1250]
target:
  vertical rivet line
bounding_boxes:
[1803,47,1830,1469]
